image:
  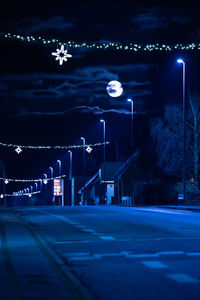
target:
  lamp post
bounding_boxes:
[177,58,186,203]
[127,98,134,152]
[57,160,61,177]
[39,179,42,192]
[68,150,74,206]
[100,119,106,162]
[49,167,53,178]
[80,137,86,176]
[34,182,38,193]
[43,173,47,192]
[68,151,72,180]
[30,186,33,194]
[49,167,54,204]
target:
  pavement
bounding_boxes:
[161,205,200,212]
[1,205,200,300]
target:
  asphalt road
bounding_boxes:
[1,206,200,300]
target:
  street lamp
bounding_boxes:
[43,173,47,192]
[127,98,134,152]
[49,167,54,199]
[39,179,42,192]
[34,182,38,193]
[30,186,33,194]
[177,58,186,203]
[68,150,74,206]
[49,167,53,178]
[57,160,61,177]
[80,137,86,176]
[100,119,106,162]
[68,151,72,180]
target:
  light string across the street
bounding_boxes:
[0,175,66,184]
[0,141,109,154]
[1,191,41,198]
[1,32,200,52]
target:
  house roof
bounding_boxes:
[100,162,122,181]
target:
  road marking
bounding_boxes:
[126,253,160,258]
[142,261,168,269]
[156,251,185,256]
[64,252,90,257]
[91,232,103,236]
[187,252,200,256]
[167,274,199,283]
[74,225,86,229]
[68,221,79,225]
[134,208,190,215]
[68,256,100,261]
[54,240,101,244]
[99,236,116,241]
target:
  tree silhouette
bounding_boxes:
[150,94,200,188]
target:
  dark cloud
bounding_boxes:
[131,7,168,31]
[24,16,76,33]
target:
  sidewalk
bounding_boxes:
[0,210,93,300]
[160,205,200,212]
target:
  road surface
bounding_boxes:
[1,205,200,300]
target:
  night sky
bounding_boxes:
[1,0,200,193]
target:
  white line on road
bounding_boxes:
[156,251,185,256]
[68,256,101,261]
[64,252,90,257]
[99,236,116,241]
[186,252,200,256]
[167,274,199,283]
[126,253,160,258]
[74,225,86,228]
[142,261,168,269]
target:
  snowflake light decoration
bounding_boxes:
[15,146,22,154]
[86,146,92,153]
[52,45,72,65]
[5,179,9,184]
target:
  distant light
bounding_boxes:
[57,160,61,163]
[177,59,184,64]
[127,98,133,102]
[0,194,3,199]
[28,193,32,197]
[100,119,105,123]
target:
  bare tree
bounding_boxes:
[150,94,200,187]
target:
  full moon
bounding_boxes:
[106,80,123,97]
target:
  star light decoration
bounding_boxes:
[86,146,92,153]
[15,146,22,154]
[52,44,72,65]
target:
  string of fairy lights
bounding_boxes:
[0,141,109,154]
[0,175,66,183]
[1,32,200,52]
